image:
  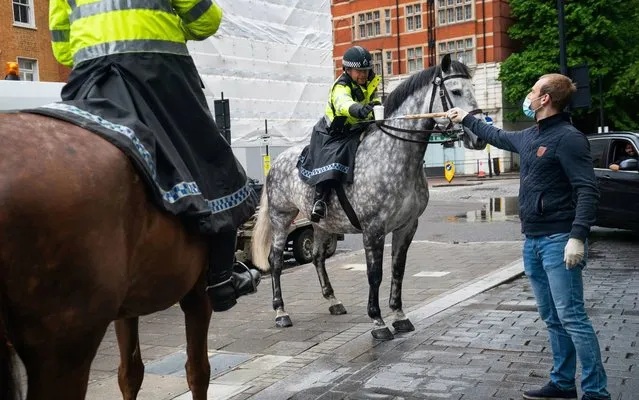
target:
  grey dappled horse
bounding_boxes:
[251,55,486,340]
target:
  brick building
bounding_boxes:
[331,0,520,175]
[1,0,69,82]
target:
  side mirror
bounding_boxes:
[619,158,638,171]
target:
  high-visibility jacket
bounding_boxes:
[49,0,222,67]
[324,72,381,126]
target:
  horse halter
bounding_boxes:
[377,68,483,144]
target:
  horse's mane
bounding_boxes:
[383,60,472,116]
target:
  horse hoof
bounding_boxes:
[392,319,415,333]
[275,315,293,328]
[329,304,347,315]
[371,327,394,341]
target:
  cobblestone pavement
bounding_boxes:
[83,230,638,400]
[242,234,639,400]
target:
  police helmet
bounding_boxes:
[342,46,373,70]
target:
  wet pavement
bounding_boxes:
[82,228,639,400]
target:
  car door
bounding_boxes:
[601,138,639,228]
[588,137,612,224]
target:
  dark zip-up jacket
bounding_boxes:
[462,112,599,241]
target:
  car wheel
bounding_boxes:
[292,228,314,264]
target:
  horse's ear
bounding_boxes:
[441,53,452,73]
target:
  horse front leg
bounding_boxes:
[363,229,394,340]
[179,282,213,400]
[269,211,297,328]
[389,220,418,333]
[312,228,347,315]
[115,318,145,400]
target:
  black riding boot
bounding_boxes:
[311,182,331,222]
[206,230,261,312]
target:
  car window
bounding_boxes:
[589,138,608,168]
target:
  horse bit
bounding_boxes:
[376,69,483,144]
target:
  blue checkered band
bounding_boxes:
[343,60,363,68]
[299,162,350,178]
[207,183,254,214]
[39,103,253,212]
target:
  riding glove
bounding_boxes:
[349,103,374,119]
[564,238,585,269]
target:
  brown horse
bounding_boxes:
[0,112,214,399]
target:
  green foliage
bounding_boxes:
[498,0,639,131]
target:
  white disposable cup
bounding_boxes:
[373,105,384,121]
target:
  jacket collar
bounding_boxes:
[537,112,571,132]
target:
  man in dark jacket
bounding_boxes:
[448,73,610,400]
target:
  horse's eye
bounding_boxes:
[451,89,462,96]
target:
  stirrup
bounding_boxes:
[311,201,326,222]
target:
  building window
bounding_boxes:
[407,47,423,73]
[405,3,422,32]
[372,52,383,76]
[17,58,38,81]
[13,0,35,27]
[385,9,392,34]
[438,38,475,64]
[357,10,382,39]
[385,51,393,75]
[437,0,473,26]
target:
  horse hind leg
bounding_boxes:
[389,221,418,334]
[115,318,145,400]
[363,229,394,341]
[179,283,212,400]
[269,209,297,328]
[312,227,346,316]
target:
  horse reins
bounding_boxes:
[374,68,483,144]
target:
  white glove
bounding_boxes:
[564,238,585,269]
[447,107,469,123]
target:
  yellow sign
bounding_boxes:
[263,154,271,176]
[444,161,455,183]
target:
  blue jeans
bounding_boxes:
[523,233,610,399]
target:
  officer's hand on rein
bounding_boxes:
[564,238,585,269]
[349,103,374,119]
[447,108,468,123]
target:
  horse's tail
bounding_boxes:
[250,185,272,272]
[0,295,18,400]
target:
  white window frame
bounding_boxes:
[406,46,423,73]
[356,10,382,39]
[405,3,422,32]
[437,37,475,65]
[385,51,393,76]
[372,51,383,76]
[437,0,473,26]
[12,0,36,28]
[17,57,39,81]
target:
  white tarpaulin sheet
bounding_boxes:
[190,0,334,147]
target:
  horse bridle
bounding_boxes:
[376,68,483,144]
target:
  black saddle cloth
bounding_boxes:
[297,117,367,186]
[24,53,257,234]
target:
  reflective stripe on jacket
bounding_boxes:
[324,72,381,126]
[49,0,223,67]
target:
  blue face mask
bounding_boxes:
[522,95,543,119]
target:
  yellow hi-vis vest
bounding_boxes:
[324,72,381,126]
[49,0,222,67]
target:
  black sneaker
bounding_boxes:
[523,381,577,400]
[581,394,611,400]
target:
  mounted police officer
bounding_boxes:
[49,0,260,312]
[298,45,381,222]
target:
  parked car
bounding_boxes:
[587,131,639,231]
